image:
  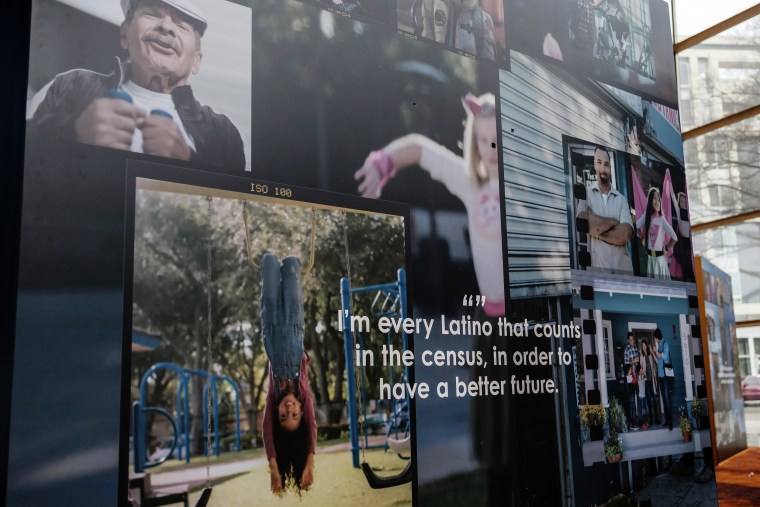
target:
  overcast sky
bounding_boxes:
[673,0,757,38]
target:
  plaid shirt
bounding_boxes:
[624,344,640,366]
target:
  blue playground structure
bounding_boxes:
[341,268,411,469]
[132,362,242,473]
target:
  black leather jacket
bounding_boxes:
[28,58,246,173]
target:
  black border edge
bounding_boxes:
[1,2,33,506]
[118,159,415,505]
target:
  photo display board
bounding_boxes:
[696,256,746,465]
[4,1,721,506]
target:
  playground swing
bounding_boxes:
[193,196,216,506]
[339,212,413,489]
[369,289,411,459]
[241,204,412,489]
[131,197,218,507]
[355,289,412,459]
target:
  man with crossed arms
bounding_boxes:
[576,145,634,273]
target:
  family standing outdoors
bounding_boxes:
[623,329,673,431]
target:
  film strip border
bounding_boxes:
[294,0,510,69]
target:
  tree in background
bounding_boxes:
[132,190,405,455]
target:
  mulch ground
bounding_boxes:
[716,447,760,506]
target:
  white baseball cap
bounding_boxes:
[121,0,208,36]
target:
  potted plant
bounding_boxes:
[679,405,692,442]
[691,398,704,430]
[581,404,607,441]
[608,396,628,433]
[604,430,623,464]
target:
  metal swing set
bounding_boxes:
[130,196,222,507]
[244,203,413,489]
[339,213,413,489]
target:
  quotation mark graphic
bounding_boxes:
[463,295,487,307]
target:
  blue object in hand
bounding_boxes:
[105,89,133,103]
[150,109,173,120]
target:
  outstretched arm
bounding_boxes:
[355,134,426,198]
[355,134,462,198]
[300,354,318,456]
[301,453,315,489]
[262,368,276,462]
[263,370,282,493]
[269,458,282,493]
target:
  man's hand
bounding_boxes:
[141,115,191,161]
[74,98,144,150]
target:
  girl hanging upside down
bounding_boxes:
[260,253,317,494]
[354,92,505,317]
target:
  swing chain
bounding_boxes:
[342,212,366,466]
[205,196,213,491]
[302,208,317,275]
[242,202,260,269]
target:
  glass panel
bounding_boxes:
[674,0,758,40]
[755,337,760,354]
[741,356,751,377]
[693,219,760,321]
[684,117,760,224]
[739,337,749,355]
[679,56,690,85]
[680,98,694,128]
[677,15,760,127]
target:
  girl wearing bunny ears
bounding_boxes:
[635,186,677,280]
[354,93,505,317]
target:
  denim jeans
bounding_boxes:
[645,381,658,425]
[639,395,648,422]
[261,253,304,392]
[658,376,672,425]
[628,388,638,426]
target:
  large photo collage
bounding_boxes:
[500,0,712,502]
[6,0,719,506]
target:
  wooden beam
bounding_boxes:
[682,104,760,141]
[737,320,760,329]
[674,4,760,53]
[692,209,760,233]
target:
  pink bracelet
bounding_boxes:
[366,150,395,191]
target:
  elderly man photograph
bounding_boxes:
[576,145,634,273]
[27,0,245,171]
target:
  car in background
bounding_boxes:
[741,375,760,401]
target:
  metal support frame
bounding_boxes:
[134,362,242,472]
[341,269,408,468]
